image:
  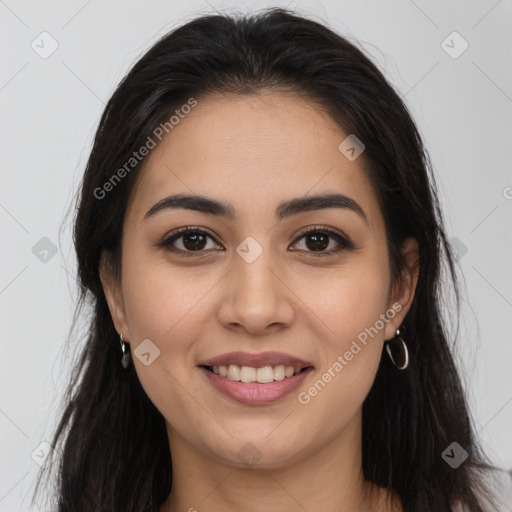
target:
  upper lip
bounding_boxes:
[199,351,314,369]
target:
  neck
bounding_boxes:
[159,411,401,512]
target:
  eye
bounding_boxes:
[155,226,223,257]
[290,225,354,256]
[156,225,354,258]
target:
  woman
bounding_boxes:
[32,7,506,512]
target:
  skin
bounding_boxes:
[100,91,419,512]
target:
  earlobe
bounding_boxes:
[384,237,420,340]
[99,251,130,340]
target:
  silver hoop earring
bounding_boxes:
[120,333,131,369]
[385,328,409,370]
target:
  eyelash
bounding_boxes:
[155,225,354,258]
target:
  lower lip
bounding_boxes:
[199,367,313,404]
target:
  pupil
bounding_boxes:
[183,233,206,251]
[306,233,328,251]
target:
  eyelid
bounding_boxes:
[159,225,219,242]
[293,224,352,245]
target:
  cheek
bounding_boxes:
[309,258,391,352]
[120,260,219,432]
[299,262,389,405]
[120,249,227,395]
[123,265,215,348]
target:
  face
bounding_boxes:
[101,91,418,469]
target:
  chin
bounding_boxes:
[205,432,309,469]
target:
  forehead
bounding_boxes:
[126,91,383,231]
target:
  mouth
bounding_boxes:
[200,364,312,383]
[197,351,315,404]
[198,351,314,383]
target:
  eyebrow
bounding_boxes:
[144,192,369,225]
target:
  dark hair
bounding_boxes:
[33,7,499,512]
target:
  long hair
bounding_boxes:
[32,7,499,511]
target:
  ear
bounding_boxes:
[99,250,130,343]
[384,237,420,341]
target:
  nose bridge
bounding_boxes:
[234,234,281,303]
[218,234,294,331]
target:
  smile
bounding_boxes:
[203,364,308,383]
[199,365,314,404]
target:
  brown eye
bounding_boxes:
[156,227,223,257]
[304,232,329,251]
[291,226,354,256]
[181,232,208,251]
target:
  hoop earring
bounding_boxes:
[120,333,131,369]
[385,328,409,370]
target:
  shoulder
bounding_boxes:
[452,468,512,512]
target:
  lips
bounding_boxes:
[197,351,314,404]
[199,366,314,404]
[198,351,314,369]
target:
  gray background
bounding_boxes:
[1,0,511,510]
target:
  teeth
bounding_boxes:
[211,364,304,383]
[256,366,274,384]
[240,366,256,382]
[227,364,240,381]
[273,365,285,381]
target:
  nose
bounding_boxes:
[216,243,295,335]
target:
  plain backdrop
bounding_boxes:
[1,0,511,510]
